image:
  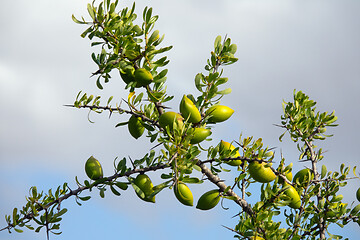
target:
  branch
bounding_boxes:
[196,159,254,216]
[65,104,162,129]
[1,163,170,232]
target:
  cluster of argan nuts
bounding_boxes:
[86,70,360,211]
[218,141,303,209]
[84,154,360,211]
[121,65,235,141]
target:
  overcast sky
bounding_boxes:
[1,0,360,239]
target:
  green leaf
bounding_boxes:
[321,165,327,179]
[96,77,103,90]
[214,35,222,53]
[12,208,18,225]
[87,3,96,20]
[145,7,152,23]
[72,15,87,24]
[114,182,128,190]
[182,177,202,184]
[99,188,105,198]
[195,73,204,92]
[110,185,121,196]
[216,77,228,85]
[216,88,232,95]
[14,228,23,233]
[35,226,43,233]
[229,44,237,54]
[279,131,286,142]
[115,121,128,128]
[161,173,172,179]
[107,96,113,105]
[57,208,68,216]
[78,196,91,201]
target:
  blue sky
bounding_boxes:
[1,0,360,239]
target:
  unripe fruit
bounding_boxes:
[248,161,276,183]
[133,174,155,203]
[134,68,153,87]
[249,237,265,240]
[206,105,234,123]
[119,66,135,84]
[190,128,212,144]
[85,156,103,180]
[356,187,360,202]
[128,115,145,139]
[196,189,220,210]
[179,95,201,123]
[283,184,301,209]
[319,127,326,133]
[293,168,314,187]
[219,140,242,166]
[174,182,193,206]
[158,111,183,131]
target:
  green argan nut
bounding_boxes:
[119,66,135,84]
[293,169,314,187]
[190,128,212,144]
[158,111,183,131]
[133,174,155,203]
[248,161,276,183]
[174,182,193,206]
[134,68,153,87]
[249,236,265,240]
[196,189,220,210]
[128,115,145,139]
[85,156,103,180]
[179,95,201,123]
[206,105,234,123]
[219,140,242,166]
[283,184,301,209]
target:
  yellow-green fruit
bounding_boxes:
[85,156,103,180]
[283,184,301,209]
[206,105,234,123]
[190,128,212,144]
[133,174,155,203]
[248,161,276,183]
[158,111,183,130]
[219,140,242,166]
[128,115,145,139]
[119,66,135,84]
[174,182,193,206]
[356,187,360,202]
[249,236,265,240]
[134,68,153,87]
[179,95,201,123]
[293,169,314,187]
[196,189,220,210]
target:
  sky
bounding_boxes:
[0,0,360,239]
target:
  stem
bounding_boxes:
[65,104,161,129]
